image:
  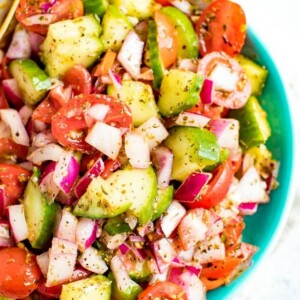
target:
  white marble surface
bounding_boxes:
[233,0,300,299]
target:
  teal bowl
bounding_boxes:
[207,29,296,299]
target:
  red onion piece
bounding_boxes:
[0,186,6,217]
[0,223,14,247]
[177,59,198,72]
[152,146,173,189]
[174,172,212,203]
[36,251,50,276]
[53,152,79,194]
[19,105,33,126]
[32,130,56,148]
[238,202,258,215]
[84,104,110,126]
[108,69,122,90]
[200,78,214,104]
[28,143,63,166]
[100,231,128,250]
[8,204,28,242]
[128,235,145,243]
[76,218,98,252]
[28,31,45,55]
[55,209,78,242]
[74,157,104,199]
[42,0,57,12]
[119,242,131,255]
[175,112,210,128]
[3,79,24,109]
[22,14,57,26]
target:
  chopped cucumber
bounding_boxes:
[60,275,112,300]
[107,80,158,126]
[101,5,132,51]
[83,0,109,18]
[9,59,51,106]
[41,15,104,77]
[104,216,132,235]
[158,69,203,117]
[151,186,174,221]
[164,126,221,181]
[235,54,268,96]
[203,147,230,172]
[229,96,271,150]
[161,6,199,59]
[23,169,58,249]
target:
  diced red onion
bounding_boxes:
[22,14,57,26]
[55,209,78,242]
[0,109,29,146]
[131,247,147,261]
[18,162,33,171]
[70,267,92,282]
[53,152,79,194]
[175,112,210,128]
[129,235,145,243]
[28,31,45,56]
[0,223,14,247]
[124,213,138,230]
[42,0,57,12]
[136,117,169,150]
[100,231,128,250]
[0,186,5,217]
[33,119,48,132]
[86,122,122,160]
[125,132,151,169]
[2,79,24,109]
[6,25,31,60]
[119,242,131,255]
[117,30,144,79]
[160,201,186,238]
[108,69,123,90]
[200,78,213,104]
[19,105,33,126]
[189,0,212,10]
[32,130,56,148]
[204,210,224,238]
[36,251,50,277]
[137,221,154,237]
[74,157,104,199]
[84,104,110,125]
[78,246,108,274]
[46,238,78,287]
[174,172,211,203]
[8,204,28,242]
[153,238,176,273]
[177,59,198,73]
[238,202,258,215]
[169,0,192,15]
[152,147,173,189]
[76,218,98,252]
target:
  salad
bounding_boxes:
[0,0,279,299]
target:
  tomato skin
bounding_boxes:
[196,0,247,57]
[186,160,234,209]
[155,0,171,5]
[138,282,187,300]
[223,217,245,249]
[0,248,41,299]
[200,277,225,291]
[51,94,132,153]
[100,159,121,179]
[0,138,29,160]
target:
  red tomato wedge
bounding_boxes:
[196,0,247,57]
[0,138,28,160]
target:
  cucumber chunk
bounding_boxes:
[23,169,58,249]
[229,96,271,150]
[101,5,132,52]
[60,275,112,300]
[104,216,132,235]
[158,69,203,117]
[164,126,221,181]
[161,6,199,59]
[83,0,109,18]
[151,186,174,221]
[107,80,158,126]
[9,59,51,106]
[235,54,268,96]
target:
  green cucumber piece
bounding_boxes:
[104,216,132,235]
[101,5,132,51]
[60,275,112,300]
[83,0,109,18]
[164,126,220,181]
[41,15,104,78]
[161,6,198,59]
[9,59,51,106]
[151,186,174,221]
[235,54,268,96]
[23,169,58,249]
[111,0,154,20]
[203,147,229,172]
[229,96,271,150]
[107,80,158,126]
[158,69,203,117]
[147,20,165,89]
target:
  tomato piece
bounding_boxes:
[16,0,84,35]
[138,282,187,300]
[62,65,92,95]
[0,85,9,109]
[200,277,226,291]
[0,248,41,298]
[101,159,121,179]
[154,11,178,68]
[155,0,171,5]
[186,160,234,209]
[187,102,228,119]
[0,138,29,160]
[196,0,247,56]
[51,94,132,153]
[1,56,11,80]
[37,279,62,299]
[32,96,60,124]
[223,217,245,249]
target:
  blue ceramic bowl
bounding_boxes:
[207,29,296,299]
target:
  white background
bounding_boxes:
[233,1,300,299]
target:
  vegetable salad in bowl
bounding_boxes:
[0,0,281,299]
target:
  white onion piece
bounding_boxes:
[124,213,138,230]
[6,25,31,59]
[204,210,224,238]
[161,201,186,238]
[137,221,154,237]
[0,121,10,138]
[0,109,29,146]
[55,209,78,242]
[117,30,144,79]
[53,152,79,194]
[8,204,28,242]
[153,238,176,273]
[33,119,48,132]
[188,0,212,10]
[28,31,45,55]
[22,14,57,26]
[39,162,60,201]
[100,231,128,250]
[177,58,198,72]
[86,122,122,160]
[152,147,173,189]
[2,79,23,107]
[85,104,110,123]
[76,218,98,252]
[32,131,56,148]
[108,69,122,90]
[46,238,78,287]
[169,0,193,15]
[19,105,33,126]
[0,223,14,247]
[175,112,210,128]
[78,246,108,274]
[136,117,169,150]
[210,118,239,149]
[27,143,65,165]
[125,132,151,169]
[36,251,50,277]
